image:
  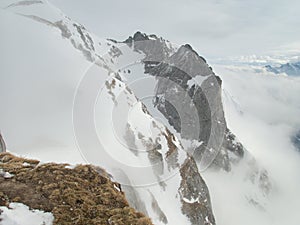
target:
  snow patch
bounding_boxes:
[187,74,212,88]
[0,203,54,225]
[0,169,14,179]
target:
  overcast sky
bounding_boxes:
[49,0,300,60]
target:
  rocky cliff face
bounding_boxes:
[179,157,215,225]
[0,133,6,153]
[123,32,245,172]
[119,32,273,219]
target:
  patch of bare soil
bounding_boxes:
[0,153,153,225]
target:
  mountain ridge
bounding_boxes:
[0,1,274,224]
[265,61,300,76]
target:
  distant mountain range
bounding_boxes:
[265,61,300,76]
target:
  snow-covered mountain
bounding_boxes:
[0,1,216,224]
[1,0,294,225]
[265,61,300,76]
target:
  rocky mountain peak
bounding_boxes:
[124,32,213,78]
[124,32,175,61]
[125,31,161,43]
[176,44,205,62]
[168,44,213,77]
[122,32,246,172]
[124,31,149,42]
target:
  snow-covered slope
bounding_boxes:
[0,1,214,224]
[0,3,88,163]
[0,203,54,225]
[1,1,291,225]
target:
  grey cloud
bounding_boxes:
[48,0,300,59]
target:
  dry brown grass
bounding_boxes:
[0,153,153,225]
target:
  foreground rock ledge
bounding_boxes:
[0,153,153,225]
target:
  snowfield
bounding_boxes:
[1,0,300,225]
[0,203,54,225]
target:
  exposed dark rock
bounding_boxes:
[124,31,174,61]
[55,20,72,38]
[292,130,300,152]
[143,138,165,181]
[115,170,149,217]
[108,45,123,58]
[124,33,246,171]
[124,124,140,156]
[179,157,215,225]
[164,129,180,170]
[20,14,104,65]
[149,191,168,224]
[0,133,6,153]
[5,0,43,9]
[73,23,95,51]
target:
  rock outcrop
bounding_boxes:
[0,153,153,225]
[124,32,246,171]
[179,157,215,225]
[0,133,6,153]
